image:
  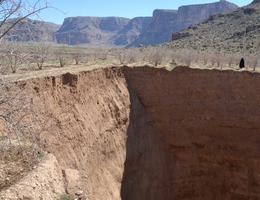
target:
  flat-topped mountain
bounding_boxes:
[166,1,260,53]
[127,0,238,47]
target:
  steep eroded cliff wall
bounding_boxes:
[121,66,260,200]
[9,66,260,200]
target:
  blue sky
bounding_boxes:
[33,0,250,25]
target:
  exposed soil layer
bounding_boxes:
[2,66,260,200]
[122,66,260,200]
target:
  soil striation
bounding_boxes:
[2,66,260,200]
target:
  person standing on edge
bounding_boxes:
[239,58,245,69]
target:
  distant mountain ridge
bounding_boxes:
[1,0,239,47]
[1,18,60,42]
[55,16,152,46]
[127,0,238,47]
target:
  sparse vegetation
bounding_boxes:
[59,194,73,200]
[55,47,69,67]
[0,0,53,192]
[0,142,43,190]
[32,40,52,69]
[2,1,260,198]
[0,42,258,80]
[166,3,260,54]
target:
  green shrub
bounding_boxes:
[59,194,73,200]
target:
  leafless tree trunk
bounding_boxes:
[118,50,127,64]
[0,0,53,163]
[227,54,235,67]
[149,48,163,66]
[182,49,193,67]
[1,41,29,73]
[249,55,259,71]
[202,52,209,65]
[33,40,52,69]
[0,0,49,40]
[55,47,69,67]
[72,47,83,65]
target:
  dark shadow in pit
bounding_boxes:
[120,66,260,200]
[120,67,173,200]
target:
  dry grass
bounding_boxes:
[0,139,43,190]
[2,45,260,82]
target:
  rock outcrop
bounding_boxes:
[128,0,238,47]
[166,1,260,53]
[114,17,152,45]
[55,16,130,46]
[251,0,260,4]
[55,16,152,46]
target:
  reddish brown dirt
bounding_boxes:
[2,66,260,200]
[121,66,260,200]
[26,68,130,200]
[0,153,64,199]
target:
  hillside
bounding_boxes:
[114,17,152,45]
[128,0,238,47]
[55,16,152,46]
[166,1,260,54]
[2,18,60,42]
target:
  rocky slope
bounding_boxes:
[128,0,238,47]
[2,66,260,199]
[114,17,152,45]
[55,16,152,46]
[167,1,260,53]
[3,18,60,42]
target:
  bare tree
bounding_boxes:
[210,52,217,67]
[99,49,108,61]
[0,0,53,163]
[1,41,29,73]
[226,54,235,67]
[149,48,163,66]
[125,48,138,64]
[215,52,223,69]
[0,82,54,148]
[201,52,209,65]
[181,49,193,67]
[71,47,83,65]
[248,55,259,71]
[32,40,52,69]
[55,47,69,67]
[0,0,49,40]
[118,49,127,64]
